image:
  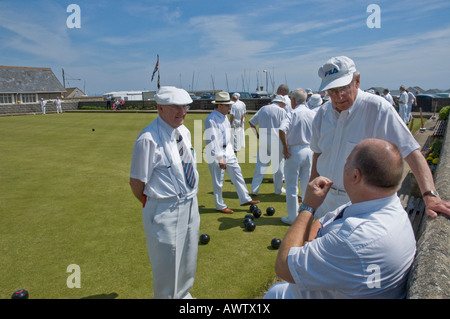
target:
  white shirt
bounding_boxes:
[383,92,394,106]
[399,91,408,105]
[279,104,315,147]
[310,89,420,190]
[287,194,416,299]
[230,100,246,128]
[249,103,287,141]
[130,116,198,200]
[205,110,234,163]
[407,92,415,106]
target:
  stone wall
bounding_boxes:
[407,119,450,299]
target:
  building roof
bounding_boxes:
[0,66,66,94]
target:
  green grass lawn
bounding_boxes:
[0,112,290,299]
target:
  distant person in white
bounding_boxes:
[308,94,323,113]
[407,89,416,122]
[382,89,395,107]
[229,93,246,153]
[40,98,46,115]
[264,138,416,299]
[129,86,199,299]
[276,84,292,112]
[249,95,287,195]
[279,89,316,224]
[205,92,259,214]
[55,97,62,114]
[398,85,409,123]
[310,56,450,220]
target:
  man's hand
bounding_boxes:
[218,158,227,170]
[302,176,333,211]
[424,196,450,219]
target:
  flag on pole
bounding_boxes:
[151,54,159,82]
[157,71,160,90]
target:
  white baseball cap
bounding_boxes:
[272,95,287,104]
[318,56,357,92]
[308,94,323,107]
[155,86,193,105]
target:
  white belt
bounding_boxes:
[330,186,347,196]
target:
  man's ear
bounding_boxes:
[352,168,362,184]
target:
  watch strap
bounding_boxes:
[299,203,315,215]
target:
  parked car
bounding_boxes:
[229,92,253,99]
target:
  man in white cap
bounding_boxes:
[129,86,200,299]
[279,89,316,224]
[205,91,259,214]
[309,56,450,219]
[276,84,292,112]
[249,95,287,195]
[230,93,247,153]
[308,93,323,113]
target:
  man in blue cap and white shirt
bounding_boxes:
[130,86,199,299]
[309,56,450,219]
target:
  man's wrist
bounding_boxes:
[299,203,315,215]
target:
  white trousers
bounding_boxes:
[143,195,200,299]
[251,135,284,195]
[263,282,294,299]
[399,104,408,123]
[208,154,252,210]
[232,126,245,152]
[284,145,313,221]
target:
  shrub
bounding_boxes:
[438,105,450,120]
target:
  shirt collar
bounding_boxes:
[212,109,226,118]
[157,116,178,141]
[343,194,398,218]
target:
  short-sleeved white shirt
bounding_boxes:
[230,100,246,127]
[287,194,416,298]
[249,103,286,135]
[310,89,419,190]
[399,91,408,105]
[280,104,316,147]
[130,116,198,200]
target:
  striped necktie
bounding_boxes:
[176,134,196,188]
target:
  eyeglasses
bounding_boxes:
[327,82,353,96]
[165,104,191,111]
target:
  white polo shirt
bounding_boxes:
[279,104,316,147]
[249,103,286,140]
[230,100,246,128]
[287,194,416,298]
[310,89,419,191]
[130,116,198,200]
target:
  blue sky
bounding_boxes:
[1,0,450,95]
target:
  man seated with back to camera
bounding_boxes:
[264,138,416,299]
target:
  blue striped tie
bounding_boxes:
[177,134,196,188]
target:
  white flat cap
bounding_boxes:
[155,86,193,105]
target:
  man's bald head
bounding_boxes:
[346,139,404,190]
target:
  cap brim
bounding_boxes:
[212,101,233,104]
[319,73,353,92]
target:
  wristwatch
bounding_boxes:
[422,190,439,198]
[299,203,315,215]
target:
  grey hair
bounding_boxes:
[290,89,307,105]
